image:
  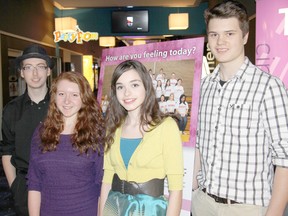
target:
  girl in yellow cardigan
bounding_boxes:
[99,60,184,216]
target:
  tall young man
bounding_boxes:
[192,1,288,216]
[1,44,54,215]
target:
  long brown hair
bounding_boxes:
[105,60,167,151]
[40,72,105,154]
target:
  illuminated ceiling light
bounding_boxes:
[99,36,116,47]
[55,17,77,32]
[168,13,189,30]
[133,40,146,45]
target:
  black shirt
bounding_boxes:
[1,90,50,173]
[219,79,227,86]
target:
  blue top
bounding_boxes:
[120,138,142,168]
[27,129,103,216]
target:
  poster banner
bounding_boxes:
[98,37,204,147]
[256,0,288,87]
[98,37,204,215]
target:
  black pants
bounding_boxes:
[10,174,29,216]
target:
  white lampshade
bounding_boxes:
[99,37,116,47]
[168,13,189,30]
[55,17,77,32]
[133,40,146,46]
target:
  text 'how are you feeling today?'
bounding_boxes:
[105,47,197,62]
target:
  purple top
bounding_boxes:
[27,129,103,216]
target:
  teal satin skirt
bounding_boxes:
[103,190,168,216]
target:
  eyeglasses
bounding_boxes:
[22,65,48,73]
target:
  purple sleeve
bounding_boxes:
[94,147,104,196]
[27,126,42,191]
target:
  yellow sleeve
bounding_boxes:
[163,117,184,191]
[102,150,114,184]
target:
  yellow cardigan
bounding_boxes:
[103,117,184,191]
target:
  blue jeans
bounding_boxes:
[178,115,187,132]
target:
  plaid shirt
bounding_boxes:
[196,57,288,206]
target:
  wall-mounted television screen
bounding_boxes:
[112,10,149,33]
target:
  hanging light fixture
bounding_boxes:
[55,17,77,32]
[168,13,189,30]
[133,40,146,46]
[99,36,116,47]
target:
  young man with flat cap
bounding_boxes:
[1,44,54,215]
[192,1,288,216]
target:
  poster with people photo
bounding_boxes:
[97,37,204,215]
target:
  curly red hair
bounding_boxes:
[40,72,105,154]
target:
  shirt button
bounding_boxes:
[215,126,218,130]
[218,89,221,93]
[218,107,221,111]
[38,107,41,110]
